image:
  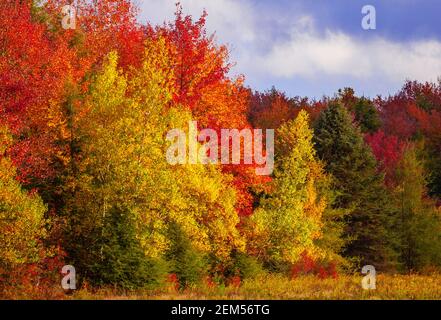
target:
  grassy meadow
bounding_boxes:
[67,274,441,300]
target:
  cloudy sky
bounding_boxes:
[137,0,441,99]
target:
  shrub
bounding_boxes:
[233,253,265,280]
[166,222,208,289]
[291,252,338,279]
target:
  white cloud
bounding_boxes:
[257,26,441,83]
[138,1,441,90]
[137,0,257,45]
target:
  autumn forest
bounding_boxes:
[1,0,441,299]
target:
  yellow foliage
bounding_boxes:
[250,111,328,264]
[0,127,47,268]
[68,47,244,265]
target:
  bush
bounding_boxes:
[232,253,265,280]
[166,222,208,289]
[291,252,338,279]
[85,207,169,290]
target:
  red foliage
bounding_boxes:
[227,275,242,288]
[408,106,441,147]
[0,0,147,189]
[152,3,230,109]
[365,130,405,185]
[0,247,66,299]
[167,273,180,291]
[377,98,418,140]
[291,252,338,279]
[150,6,271,217]
[377,81,441,143]
[0,0,75,183]
[401,80,441,111]
[248,90,294,129]
[45,0,146,70]
[204,276,217,289]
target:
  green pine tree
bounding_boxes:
[394,145,441,272]
[338,88,381,134]
[313,102,398,270]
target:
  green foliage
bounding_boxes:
[62,49,244,288]
[252,111,333,266]
[233,253,265,279]
[313,173,349,268]
[0,127,48,271]
[425,149,441,199]
[89,206,169,289]
[166,222,208,288]
[394,145,441,271]
[338,88,381,133]
[314,103,399,270]
[352,98,382,134]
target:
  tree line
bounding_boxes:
[1,0,440,295]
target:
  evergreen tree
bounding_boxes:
[394,145,441,271]
[338,88,381,133]
[165,222,208,288]
[91,206,169,289]
[314,103,398,270]
[352,98,382,134]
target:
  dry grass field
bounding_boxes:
[69,274,441,300]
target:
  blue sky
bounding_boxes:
[137,0,441,99]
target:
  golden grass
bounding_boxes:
[70,274,441,300]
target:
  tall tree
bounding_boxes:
[149,6,265,217]
[338,88,381,134]
[251,111,341,268]
[152,4,230,109]
[314,103,398,270]
[63,47,245,287]
[394,145,441,271]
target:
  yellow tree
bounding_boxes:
[129,37,245,261]
[0,127,47,273]
[251,111,332,266]
[64,41,245,286]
